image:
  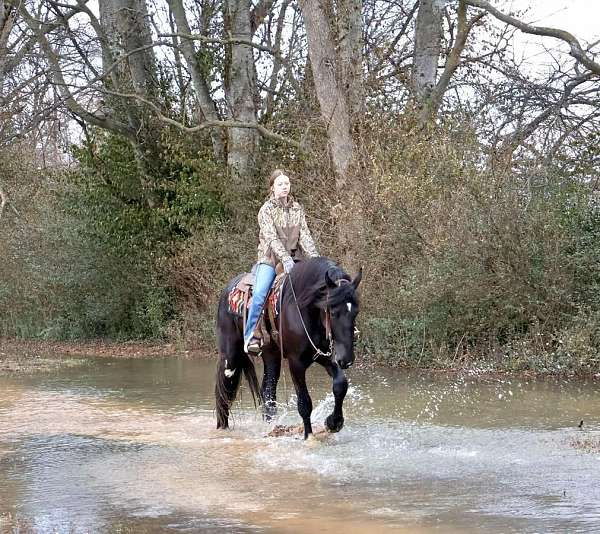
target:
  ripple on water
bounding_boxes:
[2,357,600,533]
[252,411,600,530]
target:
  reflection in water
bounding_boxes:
[1,356,599,533]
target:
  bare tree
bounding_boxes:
[223,0,260,184]
[5,0,599,206]
[412,0,445,110]
[357,1,416,121]
[411,0,486,125]
[337,0,364,117]
[297,0,367,266]
[1,1,57,146]
[99,0,158,95]
[422,0,485,122]
[465,0,600,76]
[297,0,354,184]
[0,0,16,90]
[167,0,225,159]
[260,0,293,121]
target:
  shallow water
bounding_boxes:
[1,356,599,533]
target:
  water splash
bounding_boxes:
[2,356,600,532]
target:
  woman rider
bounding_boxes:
[244,169,319,353]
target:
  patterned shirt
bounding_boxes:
[257,195,318,266]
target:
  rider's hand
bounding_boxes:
[283,259,295,273]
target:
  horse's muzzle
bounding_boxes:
[336,359,353,369]
[333,342,354,369]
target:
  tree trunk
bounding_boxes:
[414,0,482,124]
[98,0,161,206]
[167,8,187,122]
[224,0,259,185]
[336,0,364,118]
[298,0,360,266]
[98,0,159,129]
[99,0,157,96]
[0,183,6,221]
[297,0,354,184]
[0,0,15,90]
[167,0,225,160]
[412,0,445,113]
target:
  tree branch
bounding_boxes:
[423,0,485,121]
[103,89,303,150]
[251,0,276,34]
[263,0,291,120]
[497,73,594,159]
[15,1,135,139]
[159,31,279,57]
[465,0,600,76]
[370,1,419,75]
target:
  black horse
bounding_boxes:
[215,257,362,439]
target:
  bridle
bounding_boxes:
[287,274,351,361]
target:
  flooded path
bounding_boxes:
[1,356,599,532]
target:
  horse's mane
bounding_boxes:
[284,257,356,310]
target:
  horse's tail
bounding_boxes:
[215,288,263,429]
[241,352,262,408]
[215,351,263,428]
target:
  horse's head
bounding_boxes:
[325,267,362,369]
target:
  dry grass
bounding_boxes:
[0,337,215,374]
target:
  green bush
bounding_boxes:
[347,118,600,369]
[0,131,226,340]
[2,116,599,373]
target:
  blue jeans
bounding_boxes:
[244,263,276,344]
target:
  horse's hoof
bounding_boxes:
[304,434,320,447]
[325,415,344,433]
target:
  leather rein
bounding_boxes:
[285,275,351,361]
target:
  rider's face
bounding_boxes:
[272,175,290,200]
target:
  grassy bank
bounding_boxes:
[0,337,215,374]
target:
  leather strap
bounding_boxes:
[242,288,250,335]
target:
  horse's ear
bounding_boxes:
[325,269,337,288]
[352,267,363,289]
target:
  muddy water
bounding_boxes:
[1,356,599,533]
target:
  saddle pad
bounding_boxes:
[267,273,286,318]
[227,286,247,317]
[227,272,285,318]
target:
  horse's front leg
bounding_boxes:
[289,359,313,439]
[317,358,348,433]
[261,351,281,422]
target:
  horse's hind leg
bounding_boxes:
[261,350,281,422]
